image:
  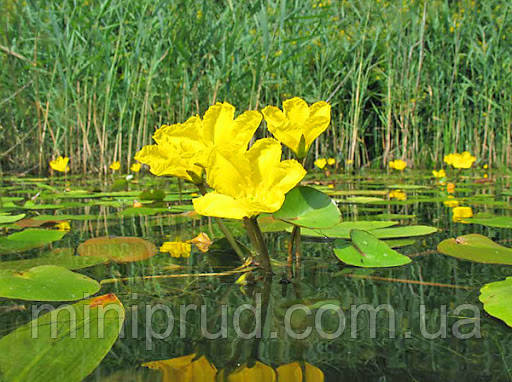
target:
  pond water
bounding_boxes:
[1,170,511,381]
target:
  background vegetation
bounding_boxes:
[1,0,512,174]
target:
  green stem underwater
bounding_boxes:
[243,216,272,274]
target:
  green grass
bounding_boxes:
[1,0,512,174]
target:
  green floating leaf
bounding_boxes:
[480,278,512,327]
[384,238,416,248]
[272,186,341,228]
[0,294,125,381]
[333,230,412,268]
[120,207,171,217]
[78,236,157,263]
[342,196,385,204]
[437,234,512,265]
[465,215,512,228]
[0,213,26,224]
[0,228,67,255]
[0,248,108,271]
[0,265,100,301]
[301,221,398,238]
[370,225,438,239]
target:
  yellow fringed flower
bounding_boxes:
[49,156,70,173]
[444,151,476,169]
[276,362,324,382]
[110,161,121,171]
[443,196,459,208]
[142,354,216,382]
[262,97,331,159]
[160,241,191,258]
[389,159,407,171]
[193,138,306,220]
[389,189,407,201]
[217,361,276,382]
[432,169,446,178]
[452,206,473,222]
[135,102,262,183]
[54,221,71,231]
[314,158,327,169]
[130,162,141,172]
[327,157,336,166]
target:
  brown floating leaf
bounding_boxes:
[78,236,157,263]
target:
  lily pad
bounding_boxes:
[0,213,26,224]
[465,215,512,228]
[333,230,412,267]
[301,221,398,238]
[78,236,157,263]
[437,234,512,265]
[0,294,124,381]
[370,225,438,239]
[272,186,341,228]
[479,278,512,327]
[0,265,100,301]
[0,228,67,255]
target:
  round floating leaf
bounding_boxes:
[0,248,108,271]
[120,207,170,217]
[480,278,512,327]
[0,294,125,381]
[0,265,100,301]
[370,225,438,239]
[272,186,341,228]
[0,228,67,255]
[78,236,157,263]
[333,230,412,268]
[437,234,512,265]
[465,216,512,228]
[301,221,398,238]
[0,213,25,225]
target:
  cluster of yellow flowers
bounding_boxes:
[443,151,476,169]
[314,157,335,169]
[135,97,331,220]
[143,353,323,381]
[389,159,407,171]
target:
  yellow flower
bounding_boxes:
[142,354,216,382]
[443,196,459,208]
[130,162,141,172]
[193,138,306,219]
[188,232,213,253]
[135,103,262,183]
[346,159,354,165]
[443,152,476,169]
[432,169,446,178]
[217,361,276,382]
[389,159,407,171]
[327,157,336,166]
[452,206,473,222]
[447,182,456,193]
[110,161,121,171]
[262,97,331,159]
[327,184,334,189]
[49,156,70,173]
[54,221,71,231]
[160,241,191,258]
[483,164,488,169]
[389,189,407,201]
[276,362,324,382]
[314,158,327,169]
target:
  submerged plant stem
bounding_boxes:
[243,217,272,274]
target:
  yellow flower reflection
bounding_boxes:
[314,158,327,169]
[142,354,216,382]
[262,97,331,159]
[276,362,324,382]
[135,102,262,183]
[444,151,476,169]
[49,156,70,173]
[389,159,407,171]
[218,361,276,382]
[389,189,407,201]
[130,162,141,172]
[193,138,306,219]
[110,161,121,171]
[452,206,473,222]
[432,169,446,178]
[160,241,191,258]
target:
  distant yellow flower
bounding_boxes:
[484,173,488,179]
[443,197,459,208]
[452,206,473,222]
[217,361,276,382]
[49,156,70,173]
[389,159,407,171]
[142,354,216,382]
[160,241,191,258]
[432,169,446,178]
[110,161,121,171]
[188,232,213,253]
[276,362,324,382]
[314,158,327,169]
[483,164,488,169]
[346,159,354,165]
[447,182,456,193]
[135,102,262,183]
[327,157,336,166]
[133,200,143,208]
[389,189,407,201]
[444,152,476,169]
[262,97,331,159]
[327,184,334,189]
[130,162,141,172]
[193,138,306,219]
[55,221,71,231]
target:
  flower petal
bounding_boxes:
[202,102,236,145]
[205,148,251,197]
[262,105,302,155]
[304,101,331,148]
[245,138,282,189]
[193,192,252,219]
[283,97,310,127]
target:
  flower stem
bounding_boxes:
[243,217,272,274]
